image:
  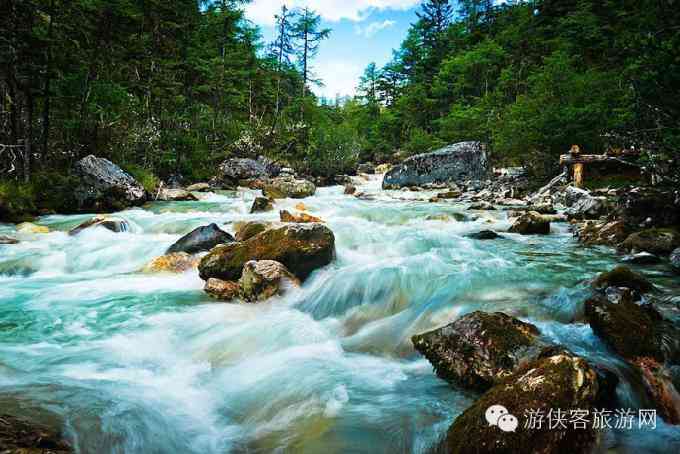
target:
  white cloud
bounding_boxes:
[355,19,396,37]
[311,60,364,99]
[246,0,419,26]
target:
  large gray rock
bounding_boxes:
[382,142,488,189]
[167,223,234,254]
[263,177,316,199]
[73,155,146,211]
[566,195,611,220]
[217,157,280,186]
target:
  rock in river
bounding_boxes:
[233,221,273,242]
[142,252,198,273]
[672,247,680,273]
[382,142,488,189]
[622,228,680,255]
[238,260,300,302]
[466,230,500,240]
[0,413,72,453]
[204,278,240,301]
[412,311,544,391]
[250,196,273,213]
[263,177,316,199]
[592,265,655,294]
[73,155,146,211]
[279,210,323,223]
[69,216,129,235]
[167,223,234,254]
[508,211,550,235]
[199,223,335,282]
[0,235,18,244]
[155,188,198,202]
[216,157,279,187]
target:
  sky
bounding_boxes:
[244,0,423,99]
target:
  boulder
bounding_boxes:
[344,184,357,195]
[263,177,316,199]
[632,357,680,424]
[0,413,72,453]
[357,162,375,174]
[155,188,198,202]
[592,266,655,294]
[439,352,604,454]
[508,211,550,235]
[566,195,611,220]
[564,185,591,207]
[216,157,277,187]
[186,182,211,192]
[621,252,661,265]
[238,260,300,302]
[0,236,18,245]
[382,142,488,189]
[199,223,335,282]
[279,210,323,223]
[671,247,680,273]
[622,228,680,255]
[468,201,495,211]
[68,216,129,235]
[142,252,198,273]
[234,221,272,242]
[204,278,240,301]
[618,187,680,230]
[375,163,392,174]
[466,230,500,240]
[17,222,50,234]
[412,311,543,391]
[73,155,146,211]
[574,220,627,247]
[166,223,234,254]
[437,190,462,200]
[250,197,273,213]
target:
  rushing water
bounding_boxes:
[1,175,679,453]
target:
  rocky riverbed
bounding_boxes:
[1,171,680,453]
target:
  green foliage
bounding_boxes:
[307,121,360,178]
[124,165,161,194]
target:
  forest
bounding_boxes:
[1,0,679,216]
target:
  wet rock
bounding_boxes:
[73,155,146,211]
[467,201,495,211]
[17,222,50,234]
[412,311,543,391]
[199,223,335,282]
[437,190,462,200]
[0,236,18,245]
[142,252,198,273]
[155,188,198,202]
[263,177,316,199]
[383,142,488,189]
[344,184,357,195]
[357,162,375,174]
[238,260,300,302]
[671,247,680,273]
[566,195,611,220]
[204,278,240,300]
[466,230,500,240]
[618,187,680,230]
[233,221,272,242]
[592,266,655,294]
[633,357,680,424]
[375,163,392,174]
[622,228,680,255]
[574,220,627,247]
[564,185,591,207]
[167,223,234,254]
[250,196,273,213]
[621,252,662,265]
[68,216,129,235]
[0,414,72,453]
[186,182,211,192]
[279,210,323,223]
[508,211,550,235]
[439,352,603,454]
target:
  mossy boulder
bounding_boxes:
[592,266,654,294]
[508,211,550,235]
[233,221,273,242]
[279,210,323,223]
[198,223,335,282]
[438,351,604,454]
[622,228,680,255]
[68,216,129,235]
[0,413,72,453]
[250,196,273,213]
[141,252,198,273]
[204,278,240,301]
[263,177,316,199]
[412,312,543,391]
[167,223,234,254]
[238,260,300,302]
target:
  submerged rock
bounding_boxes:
[142,252,198,273]
[250,197,273,213]
[73,155,146,211]
[621,252,661,265]
[263,177,316,199]
[279,210,323,223]
[382,142,488,189]
[438,352,604,454]
[155,188,198,202]
[166,223,234,254]
[623,228,680,255]
[466,230,500,240]
[0,235,18,244]
[204,278,240,300]
[412,311,543,391]
[0,413,72,453]
[238,260,300,302]
[344,184,357,195]
[68,216,129,235]
[199,223,335,282]
[508,211,550,235]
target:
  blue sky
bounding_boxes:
[244,0,423,99]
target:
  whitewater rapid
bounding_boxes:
[1,175,679,453]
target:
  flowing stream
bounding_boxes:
[1,175,679,453]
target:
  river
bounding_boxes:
[1,175,679,453]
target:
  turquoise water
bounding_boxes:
[1,175,679,453]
